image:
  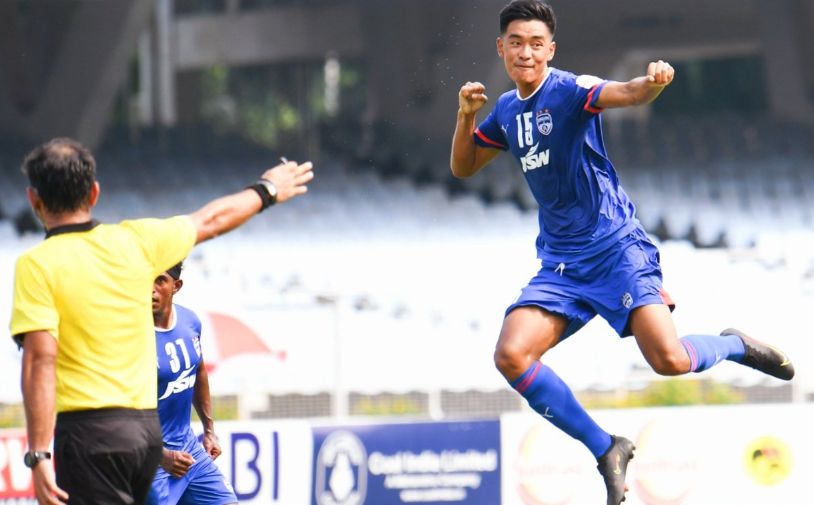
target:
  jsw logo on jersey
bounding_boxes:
[159,367,197,400]
[520,143,550,173]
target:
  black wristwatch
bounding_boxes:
[257,179,278,206]
[23,451,51,469]
[246,179,278,211]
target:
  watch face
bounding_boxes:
[24,451,49,468]
[261,180,277,198]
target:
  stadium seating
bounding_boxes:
[0,120,811,417]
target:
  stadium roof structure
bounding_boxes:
[1,0,813,153]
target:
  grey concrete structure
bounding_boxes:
[1,0,814,150]
[0,0,157,149]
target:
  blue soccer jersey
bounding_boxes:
[475,68,638,259]
[156,304,203,450]
[150,304,237,505]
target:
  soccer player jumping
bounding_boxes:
[450,1,794,504]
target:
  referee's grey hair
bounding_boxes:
[22,138,96,214]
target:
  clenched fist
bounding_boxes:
[458,81,489,115]
[646,60,674,87]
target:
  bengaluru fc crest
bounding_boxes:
[536,110,553,135]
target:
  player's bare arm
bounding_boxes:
[451,82,501,177]
[193,359,222,460]
[190,160,314,244]
[21,331,69,504]
[595,60,675,109]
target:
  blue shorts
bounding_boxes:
[145,442,237,505]
[506,226,675,339]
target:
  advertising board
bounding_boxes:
[312,420,501,505]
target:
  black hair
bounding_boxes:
[21,138,96,214]
[499,0,556,37]
[167,262,184,280]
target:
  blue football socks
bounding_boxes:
[680,334,746,372]
[511,361,612,458]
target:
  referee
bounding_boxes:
[9,138,312,505]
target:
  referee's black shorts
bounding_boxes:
[55,408,163,505]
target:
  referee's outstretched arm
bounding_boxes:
[190,159,313,244]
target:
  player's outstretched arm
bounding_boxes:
[189,160,314,245]
[451,82,500,178]
[193,359,222,460]
[595,60,675,109]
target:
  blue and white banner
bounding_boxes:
[311,420,501,505]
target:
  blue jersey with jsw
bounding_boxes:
[155,304,203,450]
[474,68,638,259]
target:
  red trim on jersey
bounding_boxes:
[475,128,506,148]
[583,84,604,114]
[659,288,676,311]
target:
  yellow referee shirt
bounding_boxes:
[10,216,196,413]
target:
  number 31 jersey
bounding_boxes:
[155,303,203,450]
[474,67,638,260]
